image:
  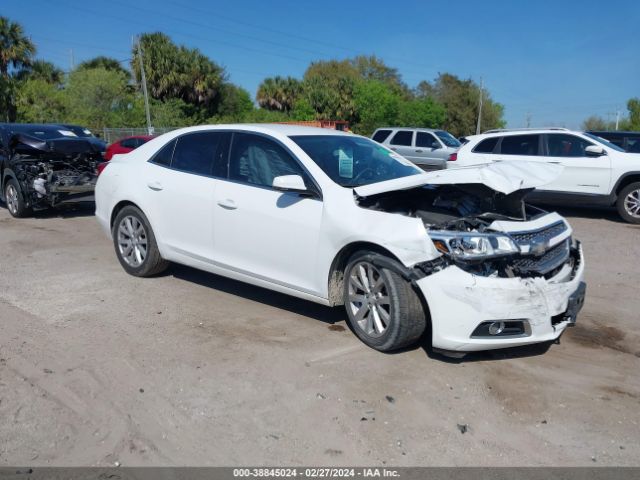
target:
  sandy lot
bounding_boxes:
[0,203,638,467]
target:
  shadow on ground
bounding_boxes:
[0,200,95,219]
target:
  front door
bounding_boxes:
[213,133,324,296]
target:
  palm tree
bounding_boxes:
[0,16,36,121]
[0,16,35,77]
[15,59,63,84]
[256,76,301,113]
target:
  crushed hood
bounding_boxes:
[353,161,563,197]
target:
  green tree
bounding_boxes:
[0,16,36,120]
[582,115,613,131]
[256,76,301,113]
[416,74,504,137]
[213,84,254,122]
[627,98,640,130]
[302,59,359,122]
[15,59,63,84]
[78,56,131,79]
[131,33,226,112]
[15,78,66,123]
[397,97,446,129]
[64,67,132,129]
[350,55,409,97]
[352,80,400,135]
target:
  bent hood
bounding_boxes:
[353,161,563,197]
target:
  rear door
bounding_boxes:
[144,131,229,260]
[387,130,416,163]
[541,133,611,194]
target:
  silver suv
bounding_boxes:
[372,127,460,170]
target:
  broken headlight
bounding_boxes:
[429,231,520,261]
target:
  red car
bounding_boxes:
[104,135,154,160]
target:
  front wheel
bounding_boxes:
[112,205,169,277]
[4,178,31,218]
[616,182,640,224]
[343,252,426,352]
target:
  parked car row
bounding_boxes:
[449,128,640,224]
[94,124,586,354]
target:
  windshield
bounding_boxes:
[10,127,78,140]
[583,132,625,152]
[290,135,421,187]
[435,130,461,147]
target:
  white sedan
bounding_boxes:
[95,124,586,353]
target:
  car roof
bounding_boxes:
[374,127,441,133]
[165,123,355,138]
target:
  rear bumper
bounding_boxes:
[416,243,586,351]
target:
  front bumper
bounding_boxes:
[415,243,585,351]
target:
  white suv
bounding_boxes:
[452,128,640,223]
[96,124,585,354]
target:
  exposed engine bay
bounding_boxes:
[357,183,579,279]
[6,133,102,210]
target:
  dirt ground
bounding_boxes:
[0,202,638,467]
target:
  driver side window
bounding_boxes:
[228,133,306,188]
[547,134,594,158]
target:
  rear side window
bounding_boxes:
[172,132,226,176]
[546,134,593,157]
[415,132,438,148]
[120,138,137,148]
[390,130,413,146]
[150,139,176,166]
[372,129,392,143]
[472,137,499,153]
[499,135,540,156]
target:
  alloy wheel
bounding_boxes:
[624,188,640,219]
[347,262,391,337]
[6,184,18,215]
[117,215,148,267]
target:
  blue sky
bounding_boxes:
[4,0,639,128]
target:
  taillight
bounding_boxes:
[96,162,109,176]
[448,152,457,161]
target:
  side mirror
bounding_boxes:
[431,141,442,150]
[585,145,606,157]
[272,175,307,192]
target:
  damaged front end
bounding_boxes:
[357,182,578,280]
[354,163,586,352]
[7,133,102,210]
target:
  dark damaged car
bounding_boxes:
[0,124,103,218]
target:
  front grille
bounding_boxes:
[512,239,571,275]
[509,221,568,246]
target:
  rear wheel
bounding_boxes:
[616,182,640,224]
[112,205,169,277]
[4,178,31,218]
[343,251,426,352]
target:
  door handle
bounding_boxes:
[415,149,423,153]
[390,147,397,151]
[217,198,237,210]
[546,161,562,164]
[147,181,163,191]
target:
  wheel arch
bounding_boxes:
[110,200,144,230]
[614,173,640,196]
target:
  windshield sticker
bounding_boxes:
[338,148,354,178]
[58,130,78,137]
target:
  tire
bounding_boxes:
[616,182,640,224]
[343,251,426,352]
[112,205,169,277]
[4,178,32,218]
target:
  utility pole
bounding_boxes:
[525,111,532,128]
[136,36,153,135]
[476,77,484,135]
[615,110,620,131]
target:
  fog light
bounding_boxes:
[488,321,505,335]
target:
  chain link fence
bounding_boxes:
[100,127,179,144]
